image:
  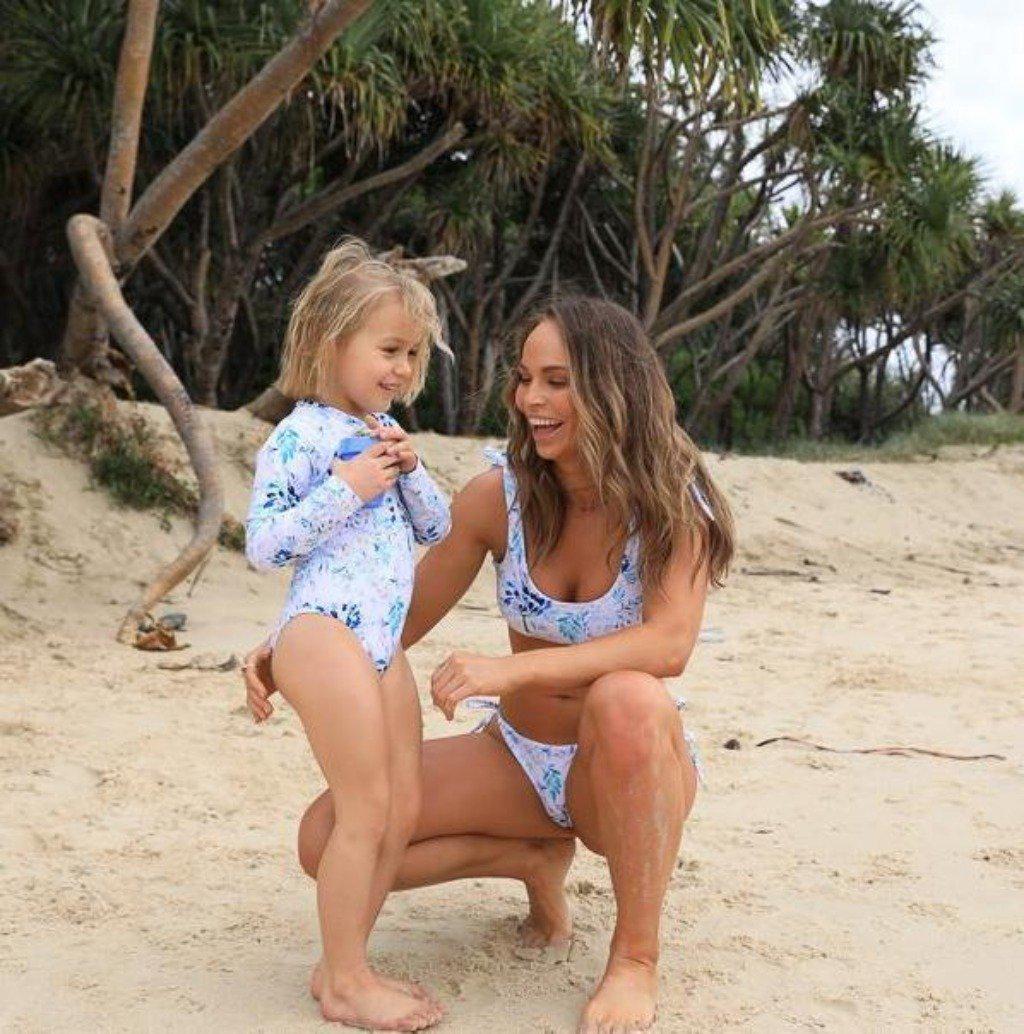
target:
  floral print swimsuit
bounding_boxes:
[468,447,706,828]
[245,400,450,673]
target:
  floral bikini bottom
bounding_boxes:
[466,697,706,829]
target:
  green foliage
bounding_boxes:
[31,391,245,550]
[736,413,1024,460]
[3,0,1023,449]
[33,395,195,517]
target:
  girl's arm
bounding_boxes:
[430,534,709,717]
[401,470,504,648]
[397,461,451,545]
[245,423,364,570]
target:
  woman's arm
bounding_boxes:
[430,533,709,716]
[401,469,505,649]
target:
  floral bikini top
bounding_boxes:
[484,447,643,645]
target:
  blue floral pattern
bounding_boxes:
[468,697,705,828]
[246,400,451,672]
[484,447,643,644]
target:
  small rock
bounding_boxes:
[723,738,742,750]
[159,612,188,631]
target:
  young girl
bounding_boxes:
[245,239,450,1031]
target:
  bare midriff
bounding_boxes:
[499,626,589,745]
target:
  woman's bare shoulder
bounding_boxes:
[452,466,507,555]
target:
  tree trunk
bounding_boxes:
[808,317,838,440]
[67,215,224,643]
[435,292,458,435]
[100,0,159,235]
[60,0,161,381]
[116,0,374,270]
[192,246,263,407]
[61,0,375,376]
[1009,336,1024,414]
[245,385,295,424]
[773,313,813,440]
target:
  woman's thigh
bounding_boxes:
[415,722,571,841]
[299,721,569,860]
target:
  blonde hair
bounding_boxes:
[278,238,447,404]
[504,296,735,592]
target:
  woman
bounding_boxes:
[243,295,734,1033]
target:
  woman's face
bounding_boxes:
[514,319,578,462]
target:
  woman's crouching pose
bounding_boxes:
[245,294,734,1033]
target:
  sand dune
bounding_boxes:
[1,404,1021,1032]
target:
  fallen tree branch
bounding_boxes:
[755,735,1005,762]
[67,214,224,643]
[0,359,65,416]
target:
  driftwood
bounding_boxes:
[0,360,65,416]
[67,215,225,644]
[756,735,1006,762]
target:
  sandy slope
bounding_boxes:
[1,403,1021,1033]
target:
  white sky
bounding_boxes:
[921,0,1024,198]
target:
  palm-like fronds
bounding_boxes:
[0,0,122,143]
[804,0,933,98]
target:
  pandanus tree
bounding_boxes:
[2,0,383,639]
[388,0,614,434]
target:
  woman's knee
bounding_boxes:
[582,671,677,769]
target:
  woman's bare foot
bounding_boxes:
[310,959,443,1011]
[317,966,442,1030]
[578,956,658,1033]
[515,839,575,960]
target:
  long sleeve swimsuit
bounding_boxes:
[245,399,451,672]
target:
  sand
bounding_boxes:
[1,403,1021,1033]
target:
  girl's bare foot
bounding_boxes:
[311,959,444,1012]
[317,966,442,1030]
[515,839,575,961]
[578,956,658,1033]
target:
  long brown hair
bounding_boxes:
[503,296,734,592]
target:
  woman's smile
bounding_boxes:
[528,416,564,442]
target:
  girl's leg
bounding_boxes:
[297,722,576,946]
[564,672,698,1034]
[312,650,439,1006]
[364,651,426,934]
[273,615,438,1031]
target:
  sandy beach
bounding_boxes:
[1,404,1021,1033]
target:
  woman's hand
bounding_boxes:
[242,642,277,723]
[366,414,419,474]
[430,651,519,721]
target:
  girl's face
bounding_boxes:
[514,319,578,463]
[327,293,421,416]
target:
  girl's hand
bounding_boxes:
[365,413,419,474]
[430,652,519,721]
[242,642,277,723]
[331,441,401,501]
